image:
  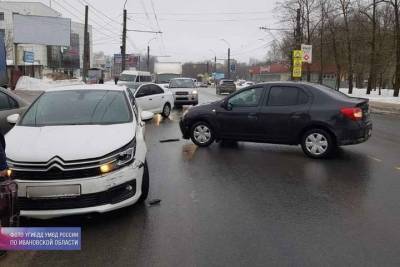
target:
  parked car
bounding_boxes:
[216,79,236,95]
[129,83,174,118]
[168,78,198,107]
[0,87,29,134]
[5,84,154,219]
[180,82,372,158]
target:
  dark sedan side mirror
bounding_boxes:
[221,100,233,111]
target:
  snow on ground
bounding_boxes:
[15,76,83,91]
[339,88,400,105]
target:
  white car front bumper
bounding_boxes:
[16,161,144,219]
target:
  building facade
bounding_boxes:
[0,1,92,77]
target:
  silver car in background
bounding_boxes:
[168,78,198,108]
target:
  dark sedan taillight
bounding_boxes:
[340,107,363,121]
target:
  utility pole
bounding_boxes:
[121,9,127,72]
[227,48,231,79]
[214,56,217,73]
[147,45,150,71]
[83,5,89,83]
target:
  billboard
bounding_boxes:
[113,54,139,67]
[13,14,71,46]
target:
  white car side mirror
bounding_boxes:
[141,111,154,121]
[7,114,20,124]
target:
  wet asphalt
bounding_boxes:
[3,87,400,267]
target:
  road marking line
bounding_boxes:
[368,156,382,162]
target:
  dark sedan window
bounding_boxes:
[267,86,308,106]
[228,87,264,107]
[0,92,18,110]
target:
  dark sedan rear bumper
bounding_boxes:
[338,123,372,145]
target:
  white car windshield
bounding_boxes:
[169,79,195,88]
[20,90,132,126]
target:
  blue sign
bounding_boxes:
[23,51,34,63]
[230,63,236,73]
[1,227,81,251]
[212,72,225,80]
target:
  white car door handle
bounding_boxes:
[149,98,152,100]
[162,96,164,99]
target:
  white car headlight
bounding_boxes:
[192,90,198,94]
[100,139,136,174]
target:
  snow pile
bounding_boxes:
[339,88,400,105]
[15,76,83,91]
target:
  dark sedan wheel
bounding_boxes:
[190,122,215,147]
[301,129,334,159]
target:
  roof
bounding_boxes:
[45,84,126,92]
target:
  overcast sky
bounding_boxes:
[8,0,280,63]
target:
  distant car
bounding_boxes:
[216,79,236,95]
[180,82,372,159]
[0,87,29,134]
[129,83,174,118]
[6,84,154,219]
[117,70,152,89]
[168,78,198,107]
[236,81,256,90]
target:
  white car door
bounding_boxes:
[149,84,167,113]
[135,84,156,112]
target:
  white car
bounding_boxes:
[236,81,255,90]
[5,84,154,219]
[130,83,174,118]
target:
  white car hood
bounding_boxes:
[6,123,135,162]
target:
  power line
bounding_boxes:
[59,0,121,36]
[52,0,119,40]
[79,0,122,25]
[127,11,273,15]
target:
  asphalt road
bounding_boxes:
[3,87,400,267]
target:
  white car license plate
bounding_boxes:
[26,185,81,199]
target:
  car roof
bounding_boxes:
[170,77,193,80]
[45,84,127,92]
[121,70,151,76]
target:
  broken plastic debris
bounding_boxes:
[159,139,180,143]
[148,199,162,206]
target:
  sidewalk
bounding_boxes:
[370,101,400,115]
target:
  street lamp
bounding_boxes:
[147,37,157,72]
[220,38,231,79]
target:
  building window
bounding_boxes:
[0,12,4,21]
[0,29,5,39]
